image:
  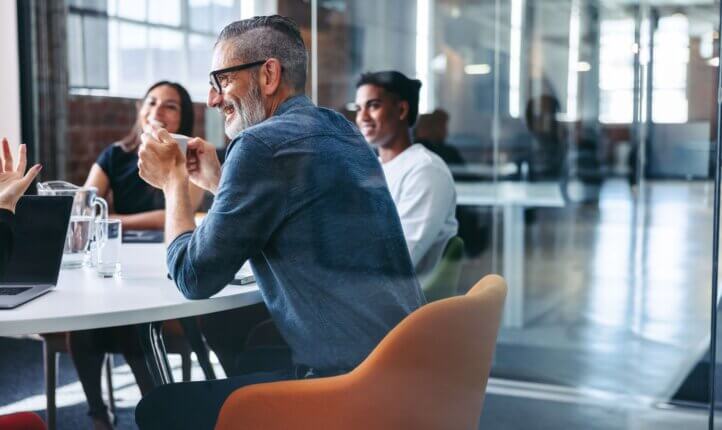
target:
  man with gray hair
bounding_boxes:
[135,15,423,429]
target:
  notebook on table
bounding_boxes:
[123,229,164,243]
[231,262,255,285]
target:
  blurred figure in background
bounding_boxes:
[414,109,464,166]
[414,109,491,257]
[524,95,566,181]
[524,94,602,203]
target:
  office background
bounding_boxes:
[2,0,722,428]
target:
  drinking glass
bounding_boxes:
[65,215,94,268]
[96,219,122,278]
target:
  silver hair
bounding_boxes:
[216,15,308,92]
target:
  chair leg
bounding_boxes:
[178,317,216,380]
[104,354,116,420]
[181,350,192,382]
[43,342,57,430]
[138,321,173,386]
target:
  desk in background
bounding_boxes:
[456,181,565,327]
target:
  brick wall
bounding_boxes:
[66,94,207,185]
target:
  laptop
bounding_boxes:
[0,195,73,309]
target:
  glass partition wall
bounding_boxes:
[303,0,720,427]
[32,0,722,427]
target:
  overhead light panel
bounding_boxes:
[465,64,491,75]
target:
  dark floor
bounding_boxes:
[0,336,138,429]
[479,384,711,429]
[0,179,718,429]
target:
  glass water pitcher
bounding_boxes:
[37,181,108,269]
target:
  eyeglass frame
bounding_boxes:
[208,59,268,95]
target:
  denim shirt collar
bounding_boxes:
[273,94,313,117]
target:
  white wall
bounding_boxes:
[0,1,21,152]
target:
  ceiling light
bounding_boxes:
[576,61,591,72]
[465,64,491,75]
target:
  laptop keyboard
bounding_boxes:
[0,287,31,295]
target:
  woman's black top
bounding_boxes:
[96,144,165,214]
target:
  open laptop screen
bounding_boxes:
[0,196,73,285]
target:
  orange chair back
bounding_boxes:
[215,274,507,430]
[352,274,506,429]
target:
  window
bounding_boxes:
[599,14,689,124]
[652,14,688,123]
[599,18,635,124]
[67,0,240,101]
[508,0,524,118]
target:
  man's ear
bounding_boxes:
[398,100,410,123]
[259,58,283,96]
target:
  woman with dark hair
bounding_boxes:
[84,80,202,229]
[69,82,203,430]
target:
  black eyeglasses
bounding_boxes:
[208,60,267,95]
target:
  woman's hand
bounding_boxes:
[0,138,42,213]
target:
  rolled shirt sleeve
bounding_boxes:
[166,134,287,299]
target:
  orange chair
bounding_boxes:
[215,274,507,430]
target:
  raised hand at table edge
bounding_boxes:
[0,138,42,213]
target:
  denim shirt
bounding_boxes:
[167,95,425,371]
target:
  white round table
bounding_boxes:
[0,244,262,335]
[0,243,263,385]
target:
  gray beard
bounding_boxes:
[223,82,266,139]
